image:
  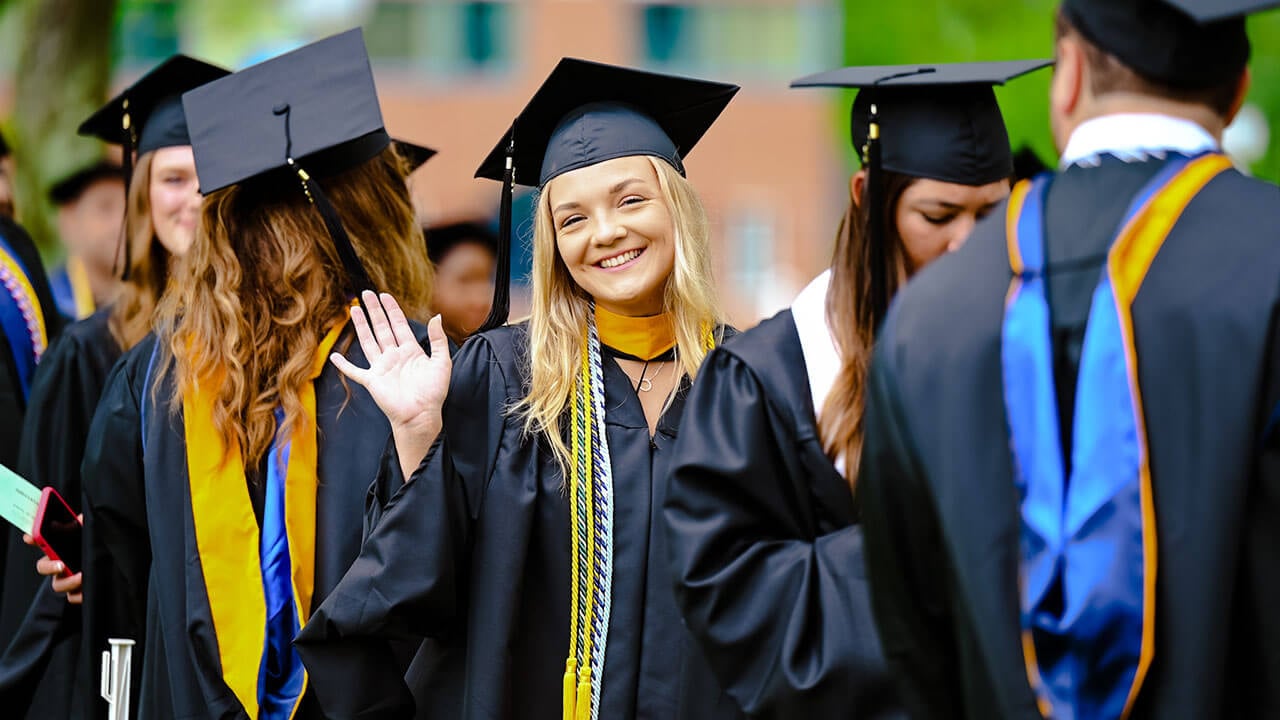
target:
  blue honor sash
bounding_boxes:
[1002,153,1232,719]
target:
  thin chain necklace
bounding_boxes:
[634,359,654,393]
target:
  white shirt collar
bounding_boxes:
[1059,113,1219,168]
[790,270,847,478]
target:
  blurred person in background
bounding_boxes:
[426,219,497,345]
[46,160,125,321]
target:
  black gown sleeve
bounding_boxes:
[859,343,961,720]
[1233,303,1280,715]
[0,318,116,708]
[295,335,507,719]
[80,352,150,712]
[664,348,895,718]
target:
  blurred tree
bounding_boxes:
[9,0,118,260]
[840,1,1280,180]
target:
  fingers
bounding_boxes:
[67,591,83,605]
[349,303,381,364]
[51,572,82,595]
[427,315,451,365]
[22,533,33,545]
[379,293,417,347]
[330,353,370,386]
[36,556,64,577]
[362,290,397,353]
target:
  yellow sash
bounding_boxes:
[183,318,345,718]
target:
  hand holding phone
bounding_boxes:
[31,487,82,576]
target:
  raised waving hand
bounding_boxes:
[331,290,452,478]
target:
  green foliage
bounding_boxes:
[840,0,1280,179]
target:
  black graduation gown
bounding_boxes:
[663,310,902,719]
[0,216,63,665]
[0,309,121,718]
[81,324,419,720]
[295,322,738,720]
[859,156,1280,719]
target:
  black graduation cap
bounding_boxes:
[48,160,124,206]
[473,57,739,332]
[182,28,392,296]
[1062,0,1279,89]
[393,140,437,174]
[78,55,229,157]
[792,59,1050,333]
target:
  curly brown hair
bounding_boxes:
[154,145,434,470]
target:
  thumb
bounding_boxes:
[427,315,451,362]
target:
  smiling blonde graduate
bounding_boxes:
[295,59,745,720]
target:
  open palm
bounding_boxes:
[331,290,452,432]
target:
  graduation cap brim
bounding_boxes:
[393,140,438,173]
[790,59,1053,89]
[1165,0,1280,22]
[78,55,230,150]
[474,58,739,187]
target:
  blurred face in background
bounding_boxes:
[149,145,201,257]
[56,176,126,276]
[0,156,16,218]
[432,239,495,344]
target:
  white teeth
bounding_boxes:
[599,249,641,268]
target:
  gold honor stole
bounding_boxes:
[183,318,346,718]
[593,305,677,361]
[67,255,96,320]
[1003,153,1231,719]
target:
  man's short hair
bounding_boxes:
[1055,10,1242,118]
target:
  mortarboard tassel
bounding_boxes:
[864,101,888,333]
[291,160,375,297]
[478,128,515,333]
[275,103,375,297]
[115,99,136,281]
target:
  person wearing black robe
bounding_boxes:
[0,54,229,720]
[663,60,1048,719]
[0,214,62,653]
[294,59,741,720]
[80,30,436,719]
[859,1,1280,718]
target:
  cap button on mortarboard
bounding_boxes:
[273,103,290,115]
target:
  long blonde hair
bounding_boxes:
[154,145,434,470]
[519,156,722,471]
[108,152,172,351]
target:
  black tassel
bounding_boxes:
[865,101,887,334]
[292,160,375,297]
[116,100,136,281]
[478,128,514,333]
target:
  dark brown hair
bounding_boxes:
[1055,10,1241,118]
[819,170,917,487]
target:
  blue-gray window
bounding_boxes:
[366,0,514,75]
